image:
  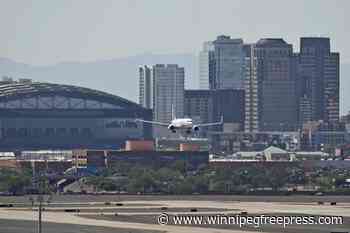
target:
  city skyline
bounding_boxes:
[195,36,339,132]
[137,37,339,136]
[0,35,348,115]
[0,0,349,115]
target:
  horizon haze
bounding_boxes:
[0,0,348,64]
[0,0,349,114]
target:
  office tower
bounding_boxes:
[184,90,214,124]
[199,41,215,89]
[184,89,214,136]
[255,38,298,131]
[153,64,185,123]
[298,95,313,123]
[213,35,244,89]
[243,44,259,132]
[184,89,244,133]
[298,37,339,123]
[139,65,153,109]
[212,89,245,132]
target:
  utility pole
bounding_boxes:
[37,195,43,233]
[30,160,42,233]
[35,171,50,233]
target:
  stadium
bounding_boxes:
[0,81,152,150]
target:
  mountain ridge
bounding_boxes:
[0,54,197,104]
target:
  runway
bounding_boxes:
[0,196,349,233]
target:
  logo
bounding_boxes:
[157,213,169,225]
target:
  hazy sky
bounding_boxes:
[0,0,348,65]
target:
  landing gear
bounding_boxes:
[171,129,176,133]
[186,129,192,134]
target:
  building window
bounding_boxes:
[57,128,67,136]
[81,128,92,137]
[45,128,55,136]
[18,128,29,137]
[32,128,43,137]
[6,128,16,137]
[70,128,79,136]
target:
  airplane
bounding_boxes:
[135,111,223,134]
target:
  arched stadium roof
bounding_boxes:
[0,82,141,110]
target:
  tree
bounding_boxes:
[172,160,187,174]
[173,177,193,194]
[85,176,104,192]
[0,168,31,195]
[99,180,117,191]
[192,175,209,193]
[127,167,157,193]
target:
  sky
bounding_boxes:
[0,0,349,65]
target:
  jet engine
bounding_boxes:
[192,125,200,131]
[168,124,176,133]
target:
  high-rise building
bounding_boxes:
[153,64,185,123]
[298,95,313,123]
[199,42,215,89]
[184,90,214,124]
[138,65,153,109]
[184,89,245,133]
[298,37,339,124]
[184,89,214,136]
[213,35,244,89]
[212,89,245,132]
[255,38,298,131]
[243,44,259,132]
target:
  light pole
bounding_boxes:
[37,195,43,233]
[35,193,52,233]
[31,172,52,233]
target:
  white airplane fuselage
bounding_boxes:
[136,115,222,133]
[169,118,193,129]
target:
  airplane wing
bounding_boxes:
[195,116,223,127]
[135,119,169,126]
